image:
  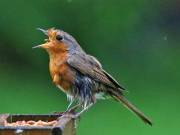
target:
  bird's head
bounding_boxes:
[33,28,82,54]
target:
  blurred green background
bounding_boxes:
[0,0,180,134]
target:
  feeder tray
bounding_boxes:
[0,113,76,135]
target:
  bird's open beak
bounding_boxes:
[32,43,49,49]
[33,28,49,49]
[37,28,48,35]
[32,44,44,49]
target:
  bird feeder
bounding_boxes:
[0,113,76,135]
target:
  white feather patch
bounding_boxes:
[95,92,106,100]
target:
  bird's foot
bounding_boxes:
[52,110,79,119]
[60,112,80,120]
[52,104,79,115]
[58,106,78,118]
[66,103,81,113]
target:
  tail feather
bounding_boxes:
[112,94,152,126]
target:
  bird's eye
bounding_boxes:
[56,35,63,41]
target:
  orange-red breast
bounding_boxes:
[33,28,152,125]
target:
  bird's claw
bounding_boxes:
[60,112,81,120]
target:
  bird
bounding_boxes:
[33,28,152,125]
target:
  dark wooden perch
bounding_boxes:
[0,113,76,135]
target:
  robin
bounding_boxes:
[33,28,152,125]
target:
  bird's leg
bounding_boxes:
[75,103,93,117]
[62,103,93,119]
[66,99,74,111]
[61,103,82,119]
[67,103,81,112]
[66,94,78,111]
[53,100,74,115]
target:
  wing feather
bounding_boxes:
[67,53,125,91]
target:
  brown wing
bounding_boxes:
[67,53,125,91]
[102,69,125,90]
